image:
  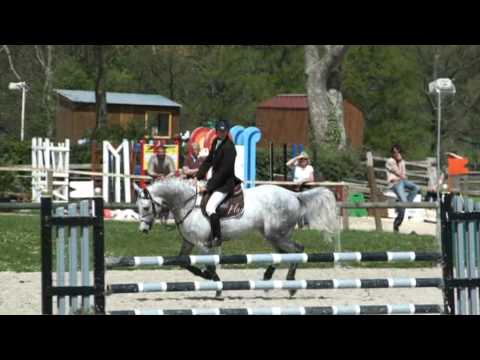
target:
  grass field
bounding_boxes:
[0,214,440,272]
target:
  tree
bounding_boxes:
[94,45,108,134]
[34,45,55,137]
[304,45,349,149]
[414,45,480,163]
[75,45,125,138]
[1,45,22,81]
[342,45,433,159]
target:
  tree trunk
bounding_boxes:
[328,89,347,149]
[35,45,55,138]
[1,45,22,81]
[94,45,108,136]
[305,45,349,148]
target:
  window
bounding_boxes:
[146,112,172,139]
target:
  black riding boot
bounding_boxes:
[209,213,222,248]
[394,209,405,233]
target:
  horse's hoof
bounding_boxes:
[289,290,298,298]
[215,291,224,300]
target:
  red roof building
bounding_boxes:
[256,94,365,149]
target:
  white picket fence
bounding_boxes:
[31,137,70,203]
[30,138,134,204]
[103,140,131,204]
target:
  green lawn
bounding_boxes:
[0,214,440,272]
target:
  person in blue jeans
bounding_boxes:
[386,145,421,233]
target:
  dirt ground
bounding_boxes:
[0,216,441,315]
[0,267,443,315]
[348,216,438,236]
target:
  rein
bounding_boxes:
[174,188,198,226]
[143,185,198,227]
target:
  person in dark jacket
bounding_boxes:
[196,120,241,247]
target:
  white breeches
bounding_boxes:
[206,191,228,216]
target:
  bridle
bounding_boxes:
[141,188,161,219]
[141,185,198,228]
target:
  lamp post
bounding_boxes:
[429,78,456,202]
[429,78,456,248]
[8,82,29,142]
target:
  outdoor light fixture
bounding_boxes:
[429,78,456,96]
[8,81,30,142]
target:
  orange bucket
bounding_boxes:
[448,158,469,176]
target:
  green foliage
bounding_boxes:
[4,44,480,170]
[256,147,290,180]
[343,46,433,160]
[0,137,31,165]
[84,122,146,144]
[70,122,146,164]
[106,68,137,93]
[0,138,31,193]
[54,56,95,90]
[256,144,366,183]
[70,144,91,165]
[311,144,366,182]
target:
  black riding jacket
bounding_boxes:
[197,137,241,194]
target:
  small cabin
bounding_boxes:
[256,94,365,149]
[55,90,182,143]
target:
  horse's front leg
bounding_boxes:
[178,240,211,281]
[204,264,223,300]
[200,246,223,299]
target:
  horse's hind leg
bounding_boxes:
[263,228,304,297]
[263,265,276,281]
[261,235,279,283]
[275,237,305,298]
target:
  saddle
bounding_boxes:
[201,184,245,220]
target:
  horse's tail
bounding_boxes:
[296,187,339,234]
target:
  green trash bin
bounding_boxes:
[348,193,369,217]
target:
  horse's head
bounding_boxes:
[134,183,164,234]
[134,179,197,233]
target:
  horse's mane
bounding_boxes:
[150,177,196,196]
[164,177,196,189]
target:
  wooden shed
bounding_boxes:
[256,94,365,149]
[55,90,182,143]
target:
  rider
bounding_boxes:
[195,120,241,248]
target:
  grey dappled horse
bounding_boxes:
[134,178,338,297]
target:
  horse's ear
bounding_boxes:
[133,182,142,195]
